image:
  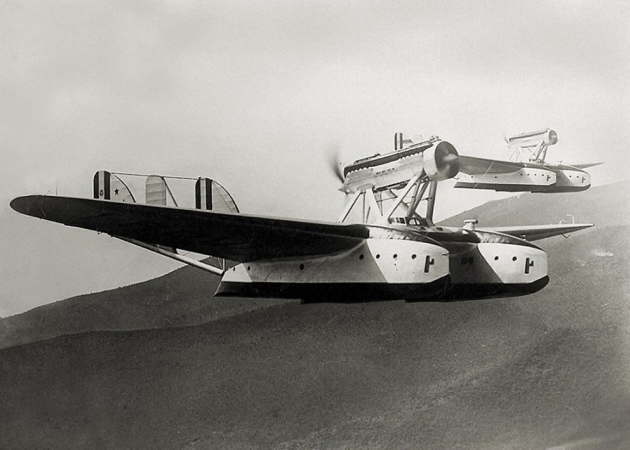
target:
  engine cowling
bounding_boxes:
[506,128,558,147]
[423,140,460,180]
[340,138,460,193]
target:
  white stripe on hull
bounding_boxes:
[222,239,449,284]
[456,167,556,188]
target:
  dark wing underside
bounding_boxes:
[10,195,368,262]
[458,155,525,175]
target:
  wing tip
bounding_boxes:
[10,195,44,217]
[581,162,604,168]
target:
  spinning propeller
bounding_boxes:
[326,145,345,184]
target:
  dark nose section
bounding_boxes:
[10,195,45,218]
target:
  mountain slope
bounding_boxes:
[0,266,290,349]
[440,180,629,228]
[1,225,628,449]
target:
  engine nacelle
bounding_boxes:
[341,138,460,193]
[506,128,558,147]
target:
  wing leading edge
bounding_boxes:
[10,195,368,262]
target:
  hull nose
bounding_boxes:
[447,242,549,300]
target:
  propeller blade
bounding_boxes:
[443,153,458,162]
[326,146,344,183]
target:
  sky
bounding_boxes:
[0,0,628,315]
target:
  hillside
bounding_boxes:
[0,265,290,349]
[1,225,629,449]
[440,180,630,228]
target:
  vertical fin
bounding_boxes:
[195,178,239,213]
[195,178,213,210]
[110,175,136,203]
[94,171,136,203]
[146,175,177,206]
[145,175,177,253]
[146,175,168,206]
[212,180,239,213]
[94,170,111,200]
[194,177,240,270]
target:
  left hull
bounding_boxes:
[217,238,451,301]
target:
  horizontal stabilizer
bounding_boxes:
[10,195,368,262]
[483,223,593,241]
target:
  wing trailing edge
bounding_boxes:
[483,223,593,241]
[457,155,525,175]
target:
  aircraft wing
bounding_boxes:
[569,162,603,169]
[482,223,593,241]
[458,155,524,175]
[10,195,368,262]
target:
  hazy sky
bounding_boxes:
[1,0,628,315]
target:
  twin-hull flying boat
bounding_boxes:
[10,133,593,302]
[454,128,601,193]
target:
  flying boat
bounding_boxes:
[10,134,593,302]
[454,128,602,193]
